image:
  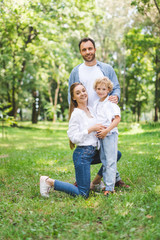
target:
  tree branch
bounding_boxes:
[153,0,160,15]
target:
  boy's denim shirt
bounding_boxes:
[68,61,121,104]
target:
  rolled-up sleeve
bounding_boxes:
[67,113,88,145]
[68,65,81,104]
[112,103,121,117]
[109,66,121,100]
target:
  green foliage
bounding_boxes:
[45,103,61,121]
[0,121,160,239]
[0,0,159,122]
[0,0,96,119]
[0,102,17,138]
[121,109,134,123]
[124,27,158,120]
[125,0,160,121]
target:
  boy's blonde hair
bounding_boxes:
[93,76,113,93]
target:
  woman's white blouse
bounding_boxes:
[67,108,98,147]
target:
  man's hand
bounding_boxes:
[108,95,118,104]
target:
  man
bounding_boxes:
[68,37,129,189]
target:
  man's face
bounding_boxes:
[79,41,96,62]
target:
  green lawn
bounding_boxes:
[0,121,160,240]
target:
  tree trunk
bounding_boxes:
[125,79,129,106]
[154,48,160,121]
[19,109,23,121]
[32,90,40,124]
[137,101,141,122]
[53,74,60,122]
[11,81,17,118]
[122,59,126,109]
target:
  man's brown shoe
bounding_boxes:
[115,180,130,188]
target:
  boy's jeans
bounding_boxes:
[100,132,118,191]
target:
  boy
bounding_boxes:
[93,77,121,196]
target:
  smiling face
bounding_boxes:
[79,40,96,63]
[95,83,109,101]
[73,84,88,105]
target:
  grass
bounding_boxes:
[0,121,160,240]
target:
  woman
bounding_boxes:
[40,82,104,198]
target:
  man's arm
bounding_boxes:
[108,65,121,102]
[68,65,81,104]
[97,62,121,103]
[68,70,74,104]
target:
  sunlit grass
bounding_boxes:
[0,121,160,240]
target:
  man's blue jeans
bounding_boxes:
[54,145,121,198]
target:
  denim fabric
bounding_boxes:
[96,150,121,183]
[54,146,100,198]
[54,180,79,197]
[100,132,118,191]
[54,145,121,197]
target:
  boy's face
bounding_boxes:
[95,83,109,101]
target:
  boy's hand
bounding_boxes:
[96,128,109,139]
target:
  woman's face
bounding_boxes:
[73,85,88,105]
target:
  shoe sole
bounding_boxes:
[40,176,50,198]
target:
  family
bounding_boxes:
[40,38,130,198]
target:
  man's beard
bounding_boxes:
[82,53,95,62]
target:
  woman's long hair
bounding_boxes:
[69,82,84,150]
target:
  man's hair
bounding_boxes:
[79,37,96,50]
[93,77,113,93]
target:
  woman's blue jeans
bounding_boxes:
[54,146,99,198]
[54,146,121,198]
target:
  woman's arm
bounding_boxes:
[67,112,104,144]
[67,114,87,145]
[88,124,104,134]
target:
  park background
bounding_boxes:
[0,0,160,240]
[0,0,160,124]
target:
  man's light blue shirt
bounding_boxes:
[68,61,121,103]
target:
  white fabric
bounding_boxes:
[79,63,104,107]
[93,96,121,134]
[67,107,98,147]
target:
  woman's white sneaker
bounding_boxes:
[40,176,51,197]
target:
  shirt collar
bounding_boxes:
[99,95,109,103]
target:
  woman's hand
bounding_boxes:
[88,124,105,134]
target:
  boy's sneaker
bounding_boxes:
[40,176,51,198]
[104,190,115,197]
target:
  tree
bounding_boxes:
[131,0,160,120]
[124,28,157,120]
[0,0,96,123]
[90,0,139,109]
